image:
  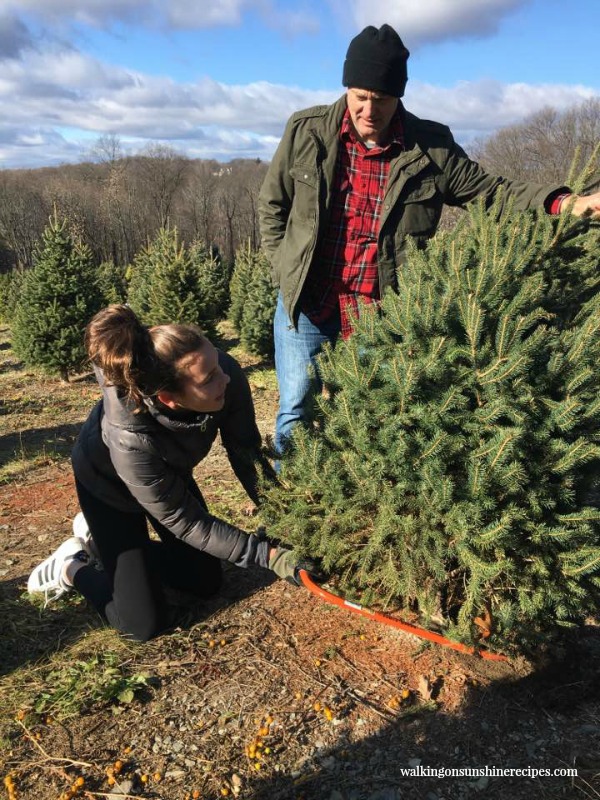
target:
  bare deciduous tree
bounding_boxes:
[472,98,600,184]
[0,172,48,268]
[135,143,189,231]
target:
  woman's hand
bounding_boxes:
[268,546,326,585]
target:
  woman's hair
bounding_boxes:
[85,305,207,410]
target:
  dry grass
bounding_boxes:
[0,326,100,484]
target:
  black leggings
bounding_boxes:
[73,479,222,642]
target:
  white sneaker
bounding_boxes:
[27,536,90,605]
[72,511,100,561]
[72,511,88,538]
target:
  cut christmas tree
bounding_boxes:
[260,195,600,653]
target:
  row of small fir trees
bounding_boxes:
[3,213,277,380]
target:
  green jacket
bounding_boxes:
[258,95,566,322]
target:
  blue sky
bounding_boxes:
[0,0,598,168]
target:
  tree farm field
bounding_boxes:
[0,322,599,800]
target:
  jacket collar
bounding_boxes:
[142,396,212,432]
[96,365,213,432]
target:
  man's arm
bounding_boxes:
[258,114,297,263]
[441,139,566,213]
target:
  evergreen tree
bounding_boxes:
[146,228,199,325]
[228,241,255,332]
[130,227,213,336]
[12,214,103,380]
[189,239,230,333]
[240,249,277,358]
[126,232,165,324]
[260,199,600,652]
[0,268,24,323]
[97,260,127,305]
[128,229,231,337]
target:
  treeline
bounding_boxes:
[441,99,600,230]
[0,139,268,272]
[472,98,600,186]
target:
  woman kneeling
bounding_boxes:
[27,305,309,641]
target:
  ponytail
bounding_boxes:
[85,305,207,410]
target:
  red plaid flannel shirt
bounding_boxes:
[301,107,405,338]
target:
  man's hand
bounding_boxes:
[268,546,326,586]
[562,191,600,219]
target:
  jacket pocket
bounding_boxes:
[400,178,441,236]
[290,165,318,187]
[289,165,318,221]
[403,178,437,204]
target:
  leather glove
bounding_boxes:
[268,546,326,586]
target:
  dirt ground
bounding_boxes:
[1,328,599,800]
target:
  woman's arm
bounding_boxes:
[108,435,271,569]
[218,353,277,505]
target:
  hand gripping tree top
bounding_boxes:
[260,195,600,653]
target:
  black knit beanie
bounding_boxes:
[342,24,410,97]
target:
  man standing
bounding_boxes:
[258,23,600,456]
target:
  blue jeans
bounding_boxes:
[274,293,340,455]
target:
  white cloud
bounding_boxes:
[404,78,598,140]
[2,39,593,139]
[0,42,337,138]
[0,38,596,168]
[263,7,320,37]
[0,0,148,28]
[0,125,81,168]
[0,0,319,35]
[166,0,250,28]
[0,41,338,165]
[336,0,530,46]
[0,11,35,57]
